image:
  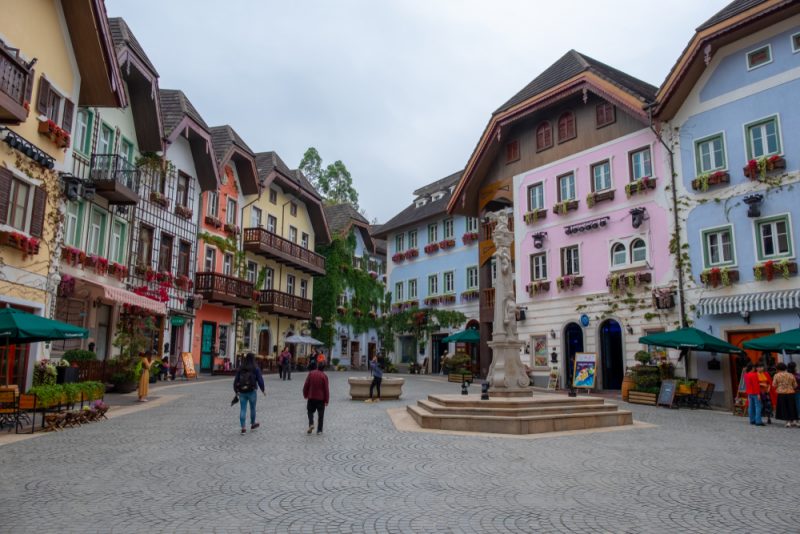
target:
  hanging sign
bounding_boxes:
[580,314,590,327]
[170,316,186,327]
[572,352,597,389]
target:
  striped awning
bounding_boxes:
[698,289,800,316]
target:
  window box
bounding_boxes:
[653,288,675,310]
[156,271,174,286]
[1,230,39,258]
[174,205,193,220]
[175,275,193,291]
[204,215,223,228]
[526,280,550,296]
[743,155,786,181]
[424,296,441,306]
[552,200,579,216]
[61,245,85,266]
[624,177,656,198]
[460,289,479,302]
[391,252,405,264]
[424,242,440,254]
[224,223,240,236]
[556,275,583,291]
[438,239,456,250]
[753,260,797,282]
[37,119,71,149]
[149,191,169,209]
[108,262,128,281]
[462,232,479,245]
[523,208,548,225]
[90,255,109,276]
[700,267,739,288]
[586,189,615,208]
[607,271,652,292]
[691,171,730,192]
[404,248,419,260]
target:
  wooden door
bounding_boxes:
[727,330,774,401]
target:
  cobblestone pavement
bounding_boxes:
[1,372,798,533]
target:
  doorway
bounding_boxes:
[350,341,362,368]
[431,334,448,374]
[258,330,271,358]
[728,330,774,403]
[599,319,624,390]
[367,342,377,361]
[200,321,216,372]
[95,304,112,361]
[563,323,584,388]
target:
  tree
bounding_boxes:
[299,147,359,208]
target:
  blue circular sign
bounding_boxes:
[580,314,590,327]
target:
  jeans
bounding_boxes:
[282,364,291,380]
[307,399,325,432]
[748,394,763,425]
[370,377,382,399]
[239,390,257,428]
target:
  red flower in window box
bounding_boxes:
[462,232,479,245]
[4,231,40,259]
[174,205,193,219]
[204,215,223,228]
[391,252,405,264]
[438,239,456,250]
[175,275,193,291]
[109,262,128,281]
[223,223,240,235]
[404,248,419,260]
[145,268,156,282]
[61,245,85,266]
[156,271,173,284]
[424,243,440,254]
[92,256,109,276]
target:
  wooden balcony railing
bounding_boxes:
[195,272,254,308]
[90,154,140,205]
[0,44,31,122]
[479,287,495,323]
[257,289,312,320]
[481,219,514,242]
[243,227,325,275]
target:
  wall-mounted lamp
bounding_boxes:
[550,350,558,363]
[532,232,547,249]
[60,173,82,202]
[740,310,751,324]
[707,325,713,334]
[630,207,647,229]
[517,307,527,321]
[626,324,634,335]
[743,194,763,218]
[550,329,556,339]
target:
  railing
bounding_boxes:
[480,288,495,311]
[0,44,29,107]
[258,289,312,319]
[481,219,514,241]
[90,153,139,191]
[243,227,325,274]
[195,272,254,301]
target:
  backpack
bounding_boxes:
[238,367,256,392]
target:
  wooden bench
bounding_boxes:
[448,373,473,384]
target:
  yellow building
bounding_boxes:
[0,0,125,387]
[241,152,330,364]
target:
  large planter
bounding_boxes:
[621,374,635,402]
[112,381,138,394]
[348,376,404,400]
[627,390,657,406]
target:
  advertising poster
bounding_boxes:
[533,335,548,368]
[572,352,597,389]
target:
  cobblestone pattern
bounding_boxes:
[1,373,798,533]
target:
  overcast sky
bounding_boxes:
[107,0,730,223]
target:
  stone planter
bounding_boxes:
[348,376,404,400]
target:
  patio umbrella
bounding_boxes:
[442,329,480,343]
[742,328,800,354]
[0,307,89,385]
[639,327,743,378]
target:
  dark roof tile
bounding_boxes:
[209,125,254,164]
[697,0,767,30]
[108,17,159,77]
[323,203,368,235]
[376,171,463,236]
[158,89,209,137]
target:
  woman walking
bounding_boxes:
[788,362,800,417]
[365,355,382,403]
[137,351,153,402]
[773,362,798,427]
[234,353,265,434]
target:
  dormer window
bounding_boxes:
[432,192,444,201]
[415,198,427,208]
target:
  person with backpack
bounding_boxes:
[303,362,329,435]
[234,353,265,434]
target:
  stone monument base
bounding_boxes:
[488,387,533,398]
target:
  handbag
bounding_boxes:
[231,394,239,406]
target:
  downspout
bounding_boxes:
[647,105,687,328]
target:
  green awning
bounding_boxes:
[0,307,89,344]
[742,328,800,353]
[442,329,480,344]
[638,327,744,354]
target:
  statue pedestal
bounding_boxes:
[487,338,531,397]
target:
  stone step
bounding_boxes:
[426,394,606,409]
[416,398,618,417]
[406,404,634,435]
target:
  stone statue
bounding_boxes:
[485,209,530,394]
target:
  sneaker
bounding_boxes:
[251,423,260,430]
[786,423,793,428]
[755,423,765,426]
[374,398,380,403]
[241,428,247,434]
[307,424,314,434]
[316,430,323,435]
[364,399,373,403]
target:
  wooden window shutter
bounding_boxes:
[36,77,50,115]
[62,99,74,133]
[29,186,47,238]
[24,68,35,104]
[0,168,12,226]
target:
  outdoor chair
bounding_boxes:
[692,381,715,409]
[0,390,21,432]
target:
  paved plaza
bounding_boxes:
[1,372,798,533]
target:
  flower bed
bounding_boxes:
[2,231,40,258]
[526,280,550,296]
[523,209,548,225]
[624,177,657,198]
[556,275,583,291]
[743,155,785,181]
[691,171,730,192]
[700,267,739,288]
[552,200,579,216]
[753,259,797,281]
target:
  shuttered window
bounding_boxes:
[557,112,576,143]
[596,102,615,127]
[536,122,552,151]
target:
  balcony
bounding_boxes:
[195,272,254,308]
[90,154,139,205]
[257,289,312,320]
[243,227,325,275]
[0,44,32,123]
[479,287,495,323]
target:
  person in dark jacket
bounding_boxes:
[303,363,330,435]
[234,353,265,434]
[365,355,383,403]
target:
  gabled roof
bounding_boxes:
[324,203,373,252]
[108,17,158,77]
[159,88,209,138]
[209,125,259,196]
[374,171,463,238]
[448,51,657,215]
[255,151,321,200]
[495,50,657,115]
[654,0,800,119]
[370,225,387,256]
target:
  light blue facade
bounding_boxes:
[674,18,800,406]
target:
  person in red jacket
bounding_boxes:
[744,363,764,426]
[303,362,330,435]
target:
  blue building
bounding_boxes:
[374,171,481,372]
[655,0,800,406]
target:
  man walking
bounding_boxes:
[365,355,382,403]
[280,347,291,381]
[234,353,266,434]
[303,362,329,435]
[744,363,764,426]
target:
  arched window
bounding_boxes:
[557,112,576,142]
[630,239,647,263]
[611,243,627,266]
[536,121,553,151]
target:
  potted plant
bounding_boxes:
[634,350,652,366]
